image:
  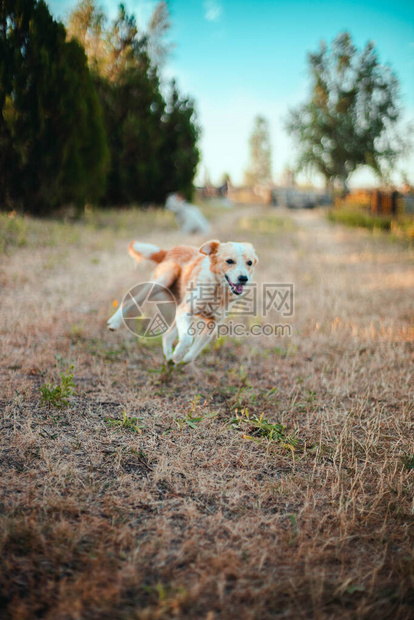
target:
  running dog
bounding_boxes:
[165,193,210,235]
[107,239,258,364]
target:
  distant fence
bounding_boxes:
[339,190,371,208]
[336,189,414,217]
[370,190,399,216]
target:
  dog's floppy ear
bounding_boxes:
[199,240,220,256]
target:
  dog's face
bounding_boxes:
[200,240,258,295]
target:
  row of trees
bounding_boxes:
[0,0,200,214]
[245,32,408,192]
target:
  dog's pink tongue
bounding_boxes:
[235,284,244,294]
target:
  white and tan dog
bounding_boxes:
[165,193,210,235]
[107,239,258,364]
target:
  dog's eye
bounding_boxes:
[246,260,253,266]
[226,259,235,264]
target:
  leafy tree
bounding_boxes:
[0,0,108,213]
[66,0,108,75]
[159,81,200,200]
[96,54,167,204]
[245,115,273,186]
[286,32,408,193]
[67,0,172,78]
[147,1,173,71]
[68,1,200,205]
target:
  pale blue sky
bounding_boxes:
[49,0,414,186]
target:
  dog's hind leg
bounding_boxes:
[108,281,153,331]
[107,264,179,331]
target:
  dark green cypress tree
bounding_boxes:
[97,56,167,205]
[91,5,167,205]
[68,1,200,206]
[0,0,108,213]
[161,81,200,200]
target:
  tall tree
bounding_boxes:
[159,81,200,200]
[66,0,108,75]
[67,0,172,78]
[245,116,273,186]
[95,48,167,204]
[0,0,108,213]
[147,1,173,71]
[68,0,200,205]
[286,32,408,193]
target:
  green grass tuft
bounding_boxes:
[39,367,76,408]
[229,408,298,450]
[105,410,145,434]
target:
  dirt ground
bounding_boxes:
[1,204,413,619]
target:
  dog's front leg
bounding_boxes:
[162,322,178,361]
[182,320,217,363]
[172,309,193,364]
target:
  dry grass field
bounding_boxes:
[1,204,413,619]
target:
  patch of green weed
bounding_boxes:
[229,408,298,450]
[176,395,219,429]
[40,367,76,408]
[105,410,144,434]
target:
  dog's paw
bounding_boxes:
[172,350,190,365]
[172,352,182,364]
[107,316,122,331]
[172,335,192,364]
[181,352,195,364]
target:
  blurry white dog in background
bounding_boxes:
[166,193,210,235]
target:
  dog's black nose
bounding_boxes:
[238,275,248,283]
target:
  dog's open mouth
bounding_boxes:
[225,275,245,295]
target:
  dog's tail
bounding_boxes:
[128,241,167,264]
